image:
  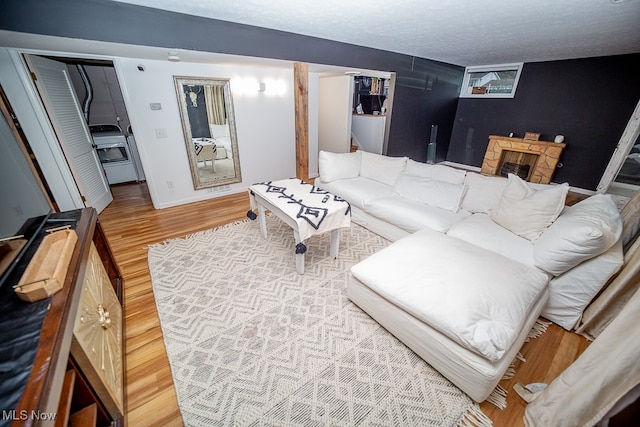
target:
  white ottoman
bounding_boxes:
[348,228,550,402]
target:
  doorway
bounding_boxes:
[351,75,391,155]
[317,71,394,157]
[608,130,640,198]
[23,53,147,213]
[598,99,640,198]
[47,56,146,187]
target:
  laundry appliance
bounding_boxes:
[90,124,139,185]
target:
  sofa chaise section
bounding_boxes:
[348,229,550,402]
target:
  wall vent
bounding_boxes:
[209,184,230,193]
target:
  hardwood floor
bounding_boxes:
[99,183,250,426]
[98,183,590,426]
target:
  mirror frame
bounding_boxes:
[174,76,242,190]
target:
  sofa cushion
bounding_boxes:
[461,172,509,214]
[490,174,569,241]
[404,159,467,185]
[318,150,361,183]
[393,174,467,213]
[365,195,471,233]
[543,240,623,330]
[359,151,407,186]
[209,123,229,138]
[533,194,623,275]
[350,229,550,362]
[315,176,393,210]
[446,213,536,267]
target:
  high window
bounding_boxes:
[460,63,523,98]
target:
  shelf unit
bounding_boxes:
[353,76,389,115]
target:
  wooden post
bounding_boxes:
[293,62,309,182]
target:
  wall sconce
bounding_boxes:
[232,78,286,96]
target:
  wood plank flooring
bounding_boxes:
[98,183,590,426]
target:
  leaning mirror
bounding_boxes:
[174,76,242,189]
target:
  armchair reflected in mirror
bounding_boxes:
[174,76,242,189]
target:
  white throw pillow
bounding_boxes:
[490,174,569,241]
[318,150,361,183]
[461,173,509,214]
[359,151,408,186]
[404,159,467,185]
[393,174,467,213]
[533,194,623,275]
[209,123,229,138]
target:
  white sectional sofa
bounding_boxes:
[315,150,624,402]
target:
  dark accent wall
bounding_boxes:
[448,54,640,189]
[182,88,211,139]
[1,0,464,161]
[388,77,461,162]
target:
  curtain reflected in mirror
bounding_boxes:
[174,76,242,189]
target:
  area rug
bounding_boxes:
[148,215,492,426]
[197,158,236,180]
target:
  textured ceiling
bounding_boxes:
[112,0,640,66]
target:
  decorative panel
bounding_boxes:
[70,242,124,418]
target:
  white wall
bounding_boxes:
[0,112,51,237]
[318,76,353,154]
[115,58,296,209]
[308,73,319,178]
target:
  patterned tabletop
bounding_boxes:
[248,178,351,242]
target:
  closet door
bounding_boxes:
[24,54,112,213]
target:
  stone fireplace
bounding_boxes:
[481,135,566,184]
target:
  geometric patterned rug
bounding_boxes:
[148,215,487,426]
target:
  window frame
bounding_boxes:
[459,63,524,99]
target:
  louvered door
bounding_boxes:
[24,54,112,213]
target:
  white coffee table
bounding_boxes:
[248,178,351,274]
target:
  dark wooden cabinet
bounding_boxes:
[6,208,125,427]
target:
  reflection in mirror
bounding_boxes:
[174,76,242,189]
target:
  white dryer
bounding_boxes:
[90,124,138,185]
[126,125,145,182]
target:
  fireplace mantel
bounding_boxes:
[481,135,566,184]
